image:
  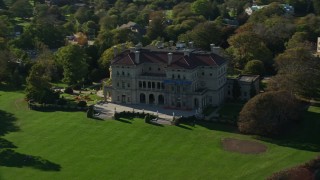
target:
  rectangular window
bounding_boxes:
[148,82,151,88]
[127,83,130,88]
[143,81,146,88]
[122,82,125,88]
[139,81,142,88]
[157,82,160,89]
[152,82,155,89]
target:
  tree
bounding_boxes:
[146,11,165,40]
[243,60,265,76]
[98,42,134,70]
[55,45,89,85]
[227,31,272,69]
[9,0,32,18]
[179,21,221,50]
[313,0,320,15]
[270,46,320,98]
[0,50,9,82]
[238,91,302,137]
[191,0,210,17]
[232,80,241,100]
[286,32,310,49]
[25,62,58,104]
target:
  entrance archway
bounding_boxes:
[149,94,155,104]
[158,95,164,105]
[140,93,146,103]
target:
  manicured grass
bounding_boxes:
[0,89,319,179]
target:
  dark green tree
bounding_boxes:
[25,62,58,103]
[9,0,33,18]
[55,45,89,85]
[243,60,265,76]
[227,31,272,69]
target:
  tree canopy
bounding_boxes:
[238,90,302,137]
[55,45,89,85]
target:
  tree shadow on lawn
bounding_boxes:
[256,110,320,152]
[0,109,61,171]
[0,149,61,171]
[0,110,20,136]
[176,124,193,130]
[115,118,132,124]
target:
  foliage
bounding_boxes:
[238,91,303,137]
[98,42,133,70]
[25,62,59,104]
[64,87,73,94]
[179,21,221,50]
[9,0,32,18]
[267,156,320,180]
[270,46,320,98]
[227,31,272,69]
[55,45,89,85]
[77,100,87,107]
[243,60,265,76]
[203,105,216,116]
[0,50,9,82]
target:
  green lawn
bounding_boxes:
[0,89,319,179]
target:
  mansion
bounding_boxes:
[103,43,258,110]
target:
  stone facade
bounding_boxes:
[225,75,260,100]
[104,44,228,110]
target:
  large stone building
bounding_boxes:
[104,43,228,110]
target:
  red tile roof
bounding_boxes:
[111,49,226,69]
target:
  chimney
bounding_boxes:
[113,46,118,57]
[135,51,140,64]
[189,41,194,49]
[168,52,172,65]
[184,49,189,56]
[210,43,221,55]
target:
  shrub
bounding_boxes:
[64,87,73,94]
[238,91,302,137]
[72,84,82,90]
[87,105,94,118]
[144,114,150,123]
[77,101,87,107]
[56,98,67,105]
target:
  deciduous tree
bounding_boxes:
[55,45,89,85]
[243,60,265,76]
[238,91,302,137]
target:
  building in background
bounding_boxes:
[104,43,228,110]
